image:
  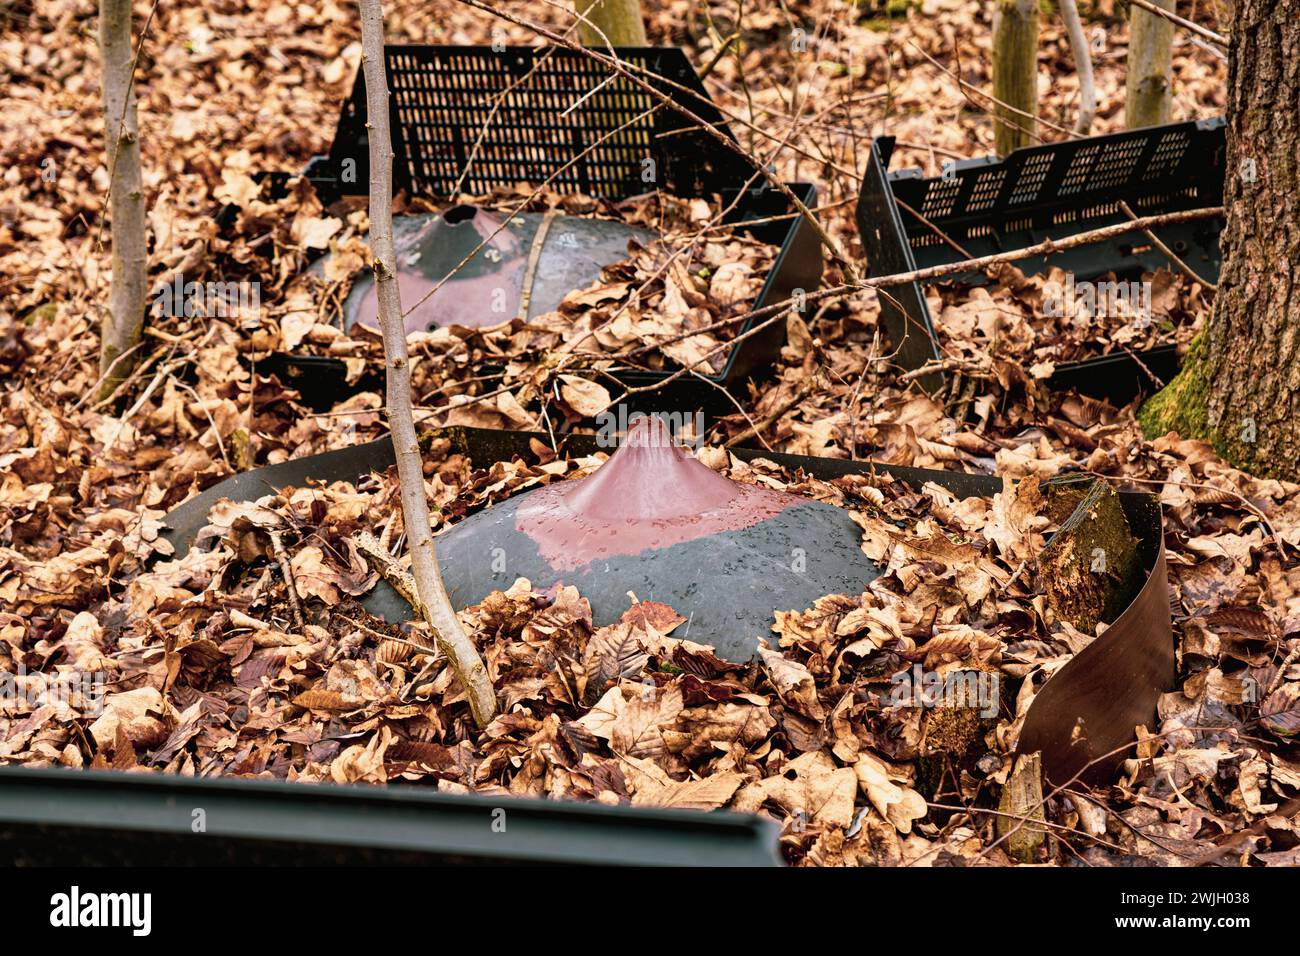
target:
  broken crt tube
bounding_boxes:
[333,205,652,336]
[362,416,881,661]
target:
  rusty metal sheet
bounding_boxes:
[1016,537,1175,788]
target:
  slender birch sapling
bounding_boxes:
[355,0,497,727]
[98,0,147,401]
[1059,0,1096,134]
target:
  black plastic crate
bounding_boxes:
[316,45,750,203]
[855,118,1226,404]
[264,45,822,415]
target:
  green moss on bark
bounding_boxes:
[1138,334,1281,477]
[1138,332,1213,444]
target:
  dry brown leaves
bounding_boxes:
[7,0,1295,868]
[219,184,779,432]
[925,265,1209,378]
[6,426,1296,867]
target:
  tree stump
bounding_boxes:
[1038,479,1142,633]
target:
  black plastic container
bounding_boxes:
[252,46,823,414]
[855,118,1226,403]
[0,766,780,866]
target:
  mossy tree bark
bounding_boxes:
[1139,0,1300,480]
[98,0,147,401]
[1125,0,1174,128]
[992,0,1040,156]
[574,0,647,46]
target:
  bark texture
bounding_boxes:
[992,0,1040,156]
[996,752,1046,863]
[1059,0,1096,134]
[356,0,497,727]
[98,0,147,399]
[1125,0,1174,128]
[574,0,647,47]
[1140,0,1300,480]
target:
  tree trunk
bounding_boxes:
[575,0,647,47]
[1125,0,1174,128]
[1059,0,1096,135]
[992,0,1040,156]
[98,0,147,401]
[356,0,497,727]
[1139,0,1300,480]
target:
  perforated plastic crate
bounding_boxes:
[315,45,750,202]
[284,45,823,414]
[856,118,1226,403]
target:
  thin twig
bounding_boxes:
[353,530,424,616]
[357,0,496,728]
[269,530,305,632]
[457,0,861,282]
[871,207,1223,287]
[1118,200,1218,291]
[725,377,819,448]
[168,373,233,472]
[906,38,1076,143]
[1128,0,1228,45]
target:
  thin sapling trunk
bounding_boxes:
[1125,0,1174,128]
[1059,0,1096,134]
[574,0,647,47]
[992,0,1040,156]
[98,0,148,401]
[356,0,497,727]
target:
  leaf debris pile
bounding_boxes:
[0,434,1131,864]
[923,265,1209,380]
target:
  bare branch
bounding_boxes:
[1129,0,1228,45]
[1118,200,1217,291]
[456,0,860,282]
